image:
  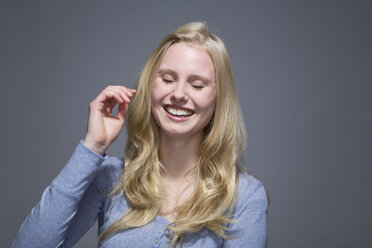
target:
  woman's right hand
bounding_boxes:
[83,85,136,155]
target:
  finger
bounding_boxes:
[104,90,125,104]
[108,98,117,109]
[106,87,132,103]
[127,88,137,96]
[106,95,127,117]
[105,90,134,117]
[117,100,129,121]
[101,98,115,116]
[115,86,135,100]
[95,90,121,106]
[109,85,137,98]
[108,85,136,92]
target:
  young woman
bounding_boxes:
[13,22,268,247]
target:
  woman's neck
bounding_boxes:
[158,132,202,182]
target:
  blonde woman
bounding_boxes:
[13,22,268,247]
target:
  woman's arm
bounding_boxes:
[13,86,135,247]
[12,141,107,248]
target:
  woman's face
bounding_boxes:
[151,42,216,139]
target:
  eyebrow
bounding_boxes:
[158,69,177,78]
[157,68,212,84]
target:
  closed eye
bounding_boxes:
[192,85,204,90]
[162,78,174,83]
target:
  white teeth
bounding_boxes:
[165,106,193,117]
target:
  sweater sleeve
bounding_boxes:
[222,176,268,248]
[12,140,108,248]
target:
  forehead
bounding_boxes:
[158,42,215,81]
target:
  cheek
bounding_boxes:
[151,83,161,104]
[151,79,168,103]
[198,90,216,113]
[197,98,216,121]
[207,102,216,118]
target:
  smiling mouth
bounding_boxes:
[164,105,194,117]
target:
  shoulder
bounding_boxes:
[92,155,124,193]
[224,173,268,246]
[234,172,268,217]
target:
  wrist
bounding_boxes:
[82,139,107,156]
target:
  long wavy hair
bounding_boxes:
[98,22,247,246]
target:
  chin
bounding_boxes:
[159,126,202,140]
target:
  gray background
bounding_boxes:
[1,0,371,247]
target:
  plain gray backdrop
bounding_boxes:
[1,0,371,247]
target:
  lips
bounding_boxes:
[164,105,194,117]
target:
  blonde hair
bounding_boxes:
[99,22,246,246]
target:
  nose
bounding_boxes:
[171,81,188,102]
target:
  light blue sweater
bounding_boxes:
[13,141,268,247]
